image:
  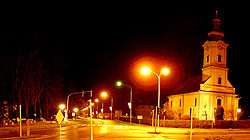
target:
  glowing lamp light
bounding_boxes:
[73,108,78,113]
[109,106,112,111]
[59,104,65,110]
[161,68,170,75]
[116,80,123,87]
[141,66,151,75]
[95,99,99,103]
[101,91,108,98]
[237,108,241,113]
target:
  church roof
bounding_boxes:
[171,75,210,95]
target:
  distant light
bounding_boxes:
[59,104,65,110]
[82,107,89,111]
[95,99,99,103]
[161,68,170,75]
[237,108,241,113]
[73,108,78,113]
[141,66,150,75]
[101,91,108,98]
[128,102,131,109]
[116,80,123,87]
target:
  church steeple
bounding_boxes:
[208,10,224,41]
[201,11,234,93]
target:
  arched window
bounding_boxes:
[218,54,221,62]
[207,55,209,62]
[218,77,222,84]
[217,99,221,106]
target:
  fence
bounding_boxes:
[121,117,250,128]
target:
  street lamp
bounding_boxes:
[141,66,170,132]
[100,91,113,120]
[73,108,78,113]
[115,80,133,123]
[101,91,107,98]
[95,99,99,118]
[65,91,85,121]
[59,104,65,110]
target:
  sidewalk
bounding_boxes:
[149,127,250,135]
[117,120,250,135]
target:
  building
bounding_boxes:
[166,12,239,120]
[134,105,154,119]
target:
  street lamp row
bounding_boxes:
[61,65,169,134]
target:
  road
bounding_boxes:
[1,119,250,139]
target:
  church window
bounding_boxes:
[171,101,172,107]
[218,77,222,84]
[179,99,181,107]
[207,55,209,62]
[218,54,221,62]
[217,99,221,106]
[194,98,197,107]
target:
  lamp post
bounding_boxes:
[141,66,169,132]
[65,91,84,121]
[116,80,133,123]
[95,99,99,118]
[101,91,113,120]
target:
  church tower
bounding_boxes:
[201,11,235,93]
[167,11,239,120]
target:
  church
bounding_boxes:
[166,12,239,120]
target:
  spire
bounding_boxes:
[208,10,224,41]
[212,10,221,32]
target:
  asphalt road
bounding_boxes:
[1,119,250,140]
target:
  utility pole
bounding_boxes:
[19,105,22,137]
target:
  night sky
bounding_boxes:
[1,7,249,115]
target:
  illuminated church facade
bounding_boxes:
[167,12,239,120]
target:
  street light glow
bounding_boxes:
[59,104,65,110]
[141,66,150,75]
[95,99,99,103]
[161,68,170,75]
[116,80,123,87]
[73,108,78,112]
[101,91,108,98]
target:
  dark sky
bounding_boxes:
[1,7,249,114]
